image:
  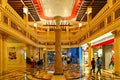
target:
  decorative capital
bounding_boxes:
[87,6,92,14]
[54,16,62,26]
[2,35,8,41]
[112,30,117,34]
[87,43,91,46]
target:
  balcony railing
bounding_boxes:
[0,1,120,48]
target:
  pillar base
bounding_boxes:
[54,72,64,75]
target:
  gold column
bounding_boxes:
[23,6,28,23]
[54,16,63,75]
[0,0,7,8]
[33,47,37,61]
[19,46,26,69]
[87,6,92,24]
[30,46,33,58]
[43,48,48,71]
[26,45,31,58]
[25,45,30,68]
[87,43,93,70]
[0,35,2,75]
[66,27,70,45]
[87,6,92,31]
[112,31,120,76]
[40,48,43,60]
[2,36,8,73]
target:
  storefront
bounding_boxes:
[90,32,114,72]
[92,38,114,71]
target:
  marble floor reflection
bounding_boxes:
[0,64,120,80]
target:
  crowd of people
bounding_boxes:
[28,55,114,76]
[28,57,43,68]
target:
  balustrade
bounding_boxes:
[0,2,120,48]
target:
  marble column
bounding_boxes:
[33,47,37,61]
[112,31,120,76]
[87,6,92,23]
[2,36,8,73]
[43,48,48,71]
[87,43,93,71]
[54,16,63,75]
[87,6,92,30]
[26,45,31,58]
[0,35,2,75]
[39,48,43,60]
[25,45,30,69]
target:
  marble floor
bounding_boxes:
[0,64,120,80]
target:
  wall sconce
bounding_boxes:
[34,22,37,28]
[23,6,28,14]
[79,23,82,27]
[87,6,92,14]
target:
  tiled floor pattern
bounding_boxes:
[0,71,120,80]
[0,65,120,80]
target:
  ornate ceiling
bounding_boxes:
[8,0,107,22]
[7,0,108,50]
[33,0,82,20]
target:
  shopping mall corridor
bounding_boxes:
[0,63,120,80]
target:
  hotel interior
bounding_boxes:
[0,0,120,80]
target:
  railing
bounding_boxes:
[5,4,37,41]
[78,1,120,45]
[0,1,120,48]
[5,4,29,33]
[90,4,109,27]
[0,4,39,46]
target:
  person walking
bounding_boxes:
[31,57,36,68]
[90,58,96,73]
[109,55,114,69]
[96,57,102,75]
